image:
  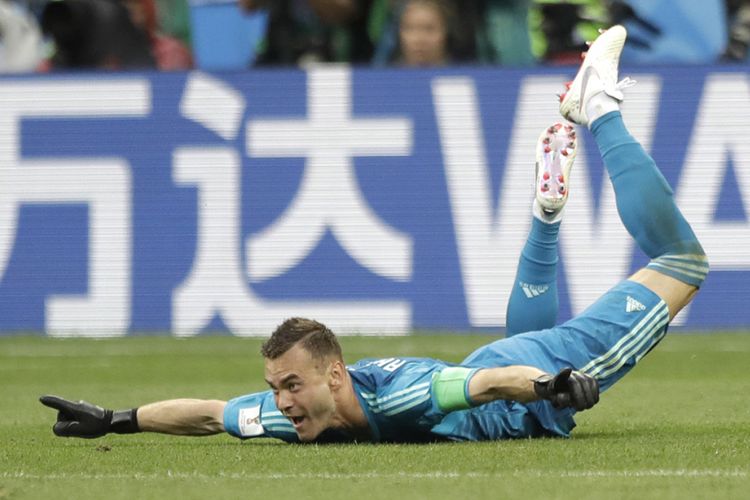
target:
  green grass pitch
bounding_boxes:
[1,333,749,499]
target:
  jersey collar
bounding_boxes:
[350,375,381,443]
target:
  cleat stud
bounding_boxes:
[543,172,550,180]
[544,146,551,153]
[558,92,567,103]
[541,184,549,192]
[543,137,550,144]
[559,186,566,194]
[561,150,568,156]
[558,174,564,182]
[580,51,588,60]
[565,81,572,90]
[568,141,576,148]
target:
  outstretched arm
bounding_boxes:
[469,366,599,411]
[137,399,226,435]
[40,395,226,438]
[434,365,599,413]
[467,365,546,404]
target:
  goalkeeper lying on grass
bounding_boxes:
[41,25,707,444]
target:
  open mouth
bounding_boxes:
[290,416,305,427]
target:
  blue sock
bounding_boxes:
[590,112,708,286]
[506,216,560,336]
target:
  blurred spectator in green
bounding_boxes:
[476,0,535,66]
[724,0,750,61]
[122,0,194,69]
[154,0,192,48]
[0,0,45,72]
[528,0,604,65]
[238,0,375,65]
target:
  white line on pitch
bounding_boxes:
[3,469,747,480]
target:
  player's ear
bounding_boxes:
[328,359,345,390]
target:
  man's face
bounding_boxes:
[264,343,338,442]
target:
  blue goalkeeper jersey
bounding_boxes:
[224,281,670,443]
[223,356,570,443]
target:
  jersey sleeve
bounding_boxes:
[223,390,299,443]
[350,357,477,439]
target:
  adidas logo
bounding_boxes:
[625,295,646,313]
[520,282,550,299]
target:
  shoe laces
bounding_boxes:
[613,77,637,92]
[602,76,637,101]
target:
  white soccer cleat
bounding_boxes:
[535,122,577,213]
[559,25,634,126]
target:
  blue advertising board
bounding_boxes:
[0,65,748,336]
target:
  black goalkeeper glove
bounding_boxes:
[533,368,599,411]
[39,395,139,438]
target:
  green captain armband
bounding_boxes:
[433,367,476,412]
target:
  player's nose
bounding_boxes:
[277,390,294,412]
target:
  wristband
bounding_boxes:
[110,408,140,434]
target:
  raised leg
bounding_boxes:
[506,124,576,335]
[560,26,708,317]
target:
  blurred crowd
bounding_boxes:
[0,0,748,73]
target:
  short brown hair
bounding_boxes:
[261,317,343,361]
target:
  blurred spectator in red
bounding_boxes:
[724,0,750,61]
[122,0,194,70]
[395,0,454,66]
[238,0,374,66]
[40,0,155,70]
[0,0,45,72]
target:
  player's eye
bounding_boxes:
[288,383,299,392]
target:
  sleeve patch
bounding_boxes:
[238,406,264,437]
